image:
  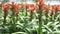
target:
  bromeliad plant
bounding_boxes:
[38,0,44,34]
[43,4,50,24]
[3,3,9,25]
[9,2,20,32]
[29,4,35,21]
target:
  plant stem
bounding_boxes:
[11,9,16,31]
[3,11,7,25]
[26,9,27,16]
[30,10,33,21]
[3,15,6,25]
[38,10,42,34]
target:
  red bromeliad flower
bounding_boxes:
[43,5,49,12]
[30,4,35,12]
[26,4,30,15]
[38,0,44,14]
[3,5,9,12]
[0,2,2,7]
[51,6,55,17]
[51,5,60,15]
[58,5,60,10]
[10,2,20,17]
[30,4,35,13]
[38,0,44,8]
[11,2,16,10]
[3,3,9,14]
[15,4,20,17]
[55,5,60,13]
[26,4,30,9]
[15,4,20,11]
[10,2,17,16]
[43,4,49,17]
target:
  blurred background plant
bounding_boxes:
[0,0,60,34]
